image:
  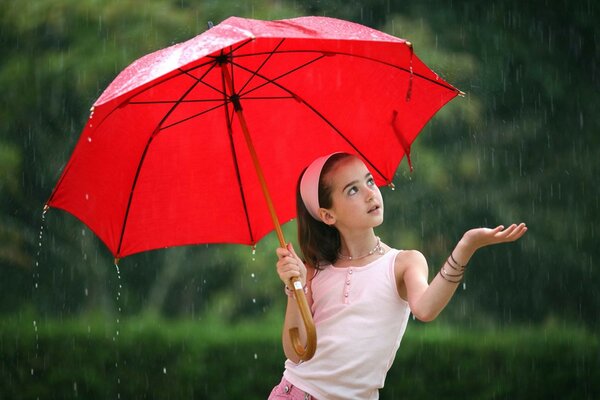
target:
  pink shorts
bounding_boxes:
[268,377,317,400]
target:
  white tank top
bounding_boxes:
[283,249,411,399]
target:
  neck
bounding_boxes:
[338,229,379,260]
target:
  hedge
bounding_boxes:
[1,316,598,399]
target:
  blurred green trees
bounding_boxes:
[0,0,598,329]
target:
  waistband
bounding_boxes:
[279,377,316,400]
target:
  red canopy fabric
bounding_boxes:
[48,16,459,258]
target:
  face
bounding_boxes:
[319,156,384,230]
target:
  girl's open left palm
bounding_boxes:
[463,223,527,250]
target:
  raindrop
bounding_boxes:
[87,137,92,142]
[254,353,258,360]
[252,298,256,303]
[163,367,167,374]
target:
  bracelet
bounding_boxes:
[449,253,467,270]
[445,259,465,273]
[439,267,463,283]
[285,283,308,298]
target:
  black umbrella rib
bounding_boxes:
[179,68,226,98]
[126,58,218,104]
[230,62,391,184]
[116,63,218,257]
[237,38,286,95]
[128,99,223,105]
[159,102,227,131]
[219,59,255,245]
[239,96,296,101]
[234,54,327,99]
[234,48,457,94]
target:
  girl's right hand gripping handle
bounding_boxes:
[289,277,317,361]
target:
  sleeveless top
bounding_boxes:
[283,249,411,399]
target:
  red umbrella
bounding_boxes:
[46,16,460,360]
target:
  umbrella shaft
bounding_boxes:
[220,64,286,247]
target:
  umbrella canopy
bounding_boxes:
[47,16,460,361]
[47,15,459,259]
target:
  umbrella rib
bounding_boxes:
[179,68,227,98]
[235,54,326,98]
[219,64,256,244]
[239,96,296,101]
[231,61,391,183]
[234,49,457,93]
[159,102,227,131]
[116,63,218,257]
[128,99,224,105]
[125,58,218,104]
[237,38,286,95]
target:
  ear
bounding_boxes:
[318,208,336,226]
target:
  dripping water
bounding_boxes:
[31,206,48,377]
[114,262,123,399]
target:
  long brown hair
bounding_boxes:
[296,153,353,269]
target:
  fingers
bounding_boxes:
[497,223,527,242]
[276,243,305,285]
[287,242,299,259]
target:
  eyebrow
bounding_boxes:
[342,173,373,192]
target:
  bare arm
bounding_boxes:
[275,242,313,363]
[399,223,528,322]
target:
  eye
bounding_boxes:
[347,186,358,196]
[367,177,375,186]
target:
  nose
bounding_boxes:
[365,186,376,201]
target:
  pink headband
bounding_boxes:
[300,153,340,221]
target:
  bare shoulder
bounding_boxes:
[394,249,428,278]
[393,249,428,301]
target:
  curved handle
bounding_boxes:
[221,63,317,361]
[288,277,317,361]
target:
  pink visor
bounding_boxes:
[300,153,340,221]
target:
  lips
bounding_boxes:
[368,205,381,213]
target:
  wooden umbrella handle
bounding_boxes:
[221,63,317,361]
[288,277,317,360]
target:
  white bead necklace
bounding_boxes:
[338,236,384,261]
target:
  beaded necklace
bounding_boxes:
[338,236,384,261]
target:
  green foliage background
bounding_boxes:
[0,0,598,397]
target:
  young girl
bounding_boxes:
[269,152,527,400]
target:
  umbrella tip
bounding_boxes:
[458,90,467,97]
[207,21,214,29]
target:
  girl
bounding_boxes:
[269,152,527,400]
